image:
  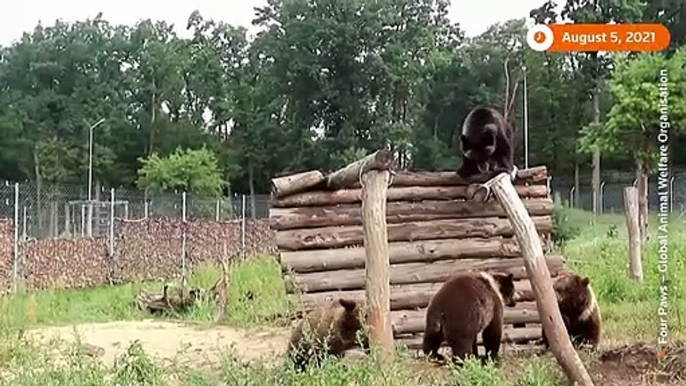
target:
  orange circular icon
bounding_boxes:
[534,32,546,43]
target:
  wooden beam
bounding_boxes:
[285,255,565,293]
[279,237,523,273]
[395,327,543,348]
[488,172,594,386]
[361,168,394,360]
[288,279,552,312]
[624,186,643,281]
[389,165,549,187]
[269,198,553,230]
[276,216,553,251]
[271,184,549,208]
[270,170,325,198]
[326,150,395,190]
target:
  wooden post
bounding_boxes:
[214,243,231,324]
[361,168,394,361]
[486,173,594,386]
[327,150,395,190]
[271,170,326,198]
[624,186,643,281]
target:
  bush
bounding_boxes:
[551,203,580,247]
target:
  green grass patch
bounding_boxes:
[0,255,290,330]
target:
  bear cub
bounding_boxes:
[542,274,601,349]
[456,107,517,182]
[422,271,517,365]
[287,298,369,371]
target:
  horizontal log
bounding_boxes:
[288,277,563,312]
[277,215,553,251]
[390,166,548,187]
[391,305,539,335]
[271,170,325,198]
[395,327,543,348]
[326,150,395,190]
[270,198,553,230]
[272,184,548,208]
[286,255,564,293]
[280,238,522,273]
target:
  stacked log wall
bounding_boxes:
[271,166,562,347]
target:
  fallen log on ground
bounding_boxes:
[270,198,553,230]
[272,184,549,208]
[285,254,564,293]
[136,284,202,314]
[277,216,553,251]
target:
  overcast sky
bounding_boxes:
[0,0,559,46]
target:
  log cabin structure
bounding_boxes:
[269,163,564,350]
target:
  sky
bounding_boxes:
[0,0,557,46]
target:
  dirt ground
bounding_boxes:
[26,321,684,385]
[27,319,293,369]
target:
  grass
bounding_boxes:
[0,207,684,385]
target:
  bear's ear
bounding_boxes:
[581,277,590,286]
[507,273,514,281]
[339,298,357,312]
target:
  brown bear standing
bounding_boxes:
[286,298,369,371]
[422,271,517,364]
[542,273,601,349]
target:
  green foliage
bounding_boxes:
[136,147,225,196]
[579,49,686,167]
[551,202,580,247]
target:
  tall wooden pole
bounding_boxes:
[361,168,394,361]
[624,186,643,281]
[486,173,594,386]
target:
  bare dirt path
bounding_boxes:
[27,319,292,369]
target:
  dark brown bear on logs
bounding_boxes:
[541,273,601,349]
[286,298,369,371]
[456,107,517,182]
[422,271,517,365]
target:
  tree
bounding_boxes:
[136,147,225,197]
[580,49,686,238]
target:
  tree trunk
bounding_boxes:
[248,164,257,219]
[148,81,157,156]
[34,148,43,235]
[592,89,601,215]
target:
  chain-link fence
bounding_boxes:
[551,167,686,215]
[0,181,271,240]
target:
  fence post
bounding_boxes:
[12,183,19,293]
[144,201,149,219]
[624,186,643,281]
[109,188,115,259]
[569,186,575,208]
[215,199,220,221]
[241,194,246,260]
[182,191,187,287]
[669,176,675,213]
[599,181,606,215]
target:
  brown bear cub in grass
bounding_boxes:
[287,298,369,371]
[422,271,517,365]
[542,274,601,349]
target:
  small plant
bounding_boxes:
[551,203,580,247]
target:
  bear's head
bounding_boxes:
[491,272,517,307]
[337,298,365,329]
[553,274,593,318]
[461,123,497,165]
